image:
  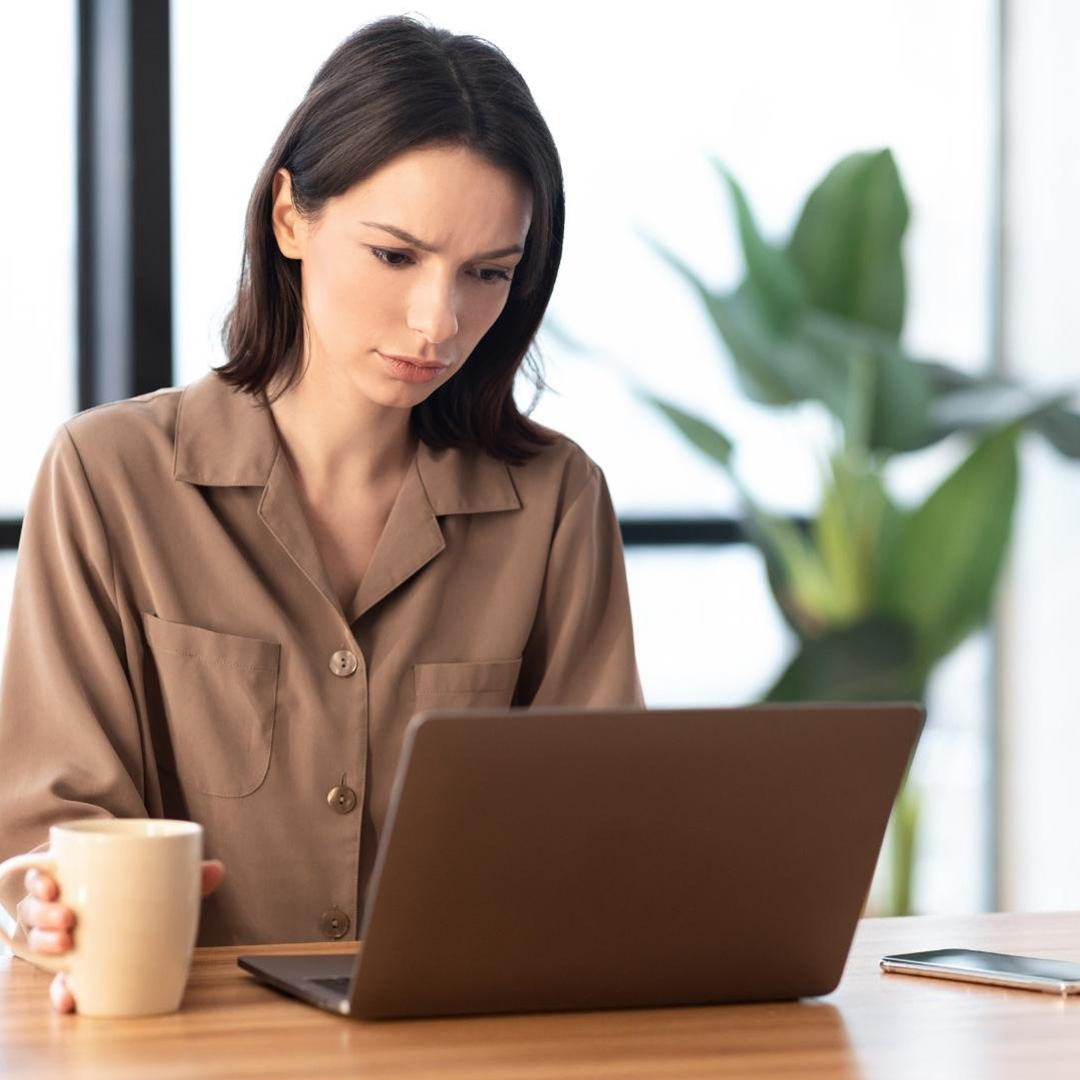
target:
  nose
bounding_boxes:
[407,272,459,346]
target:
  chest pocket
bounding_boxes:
[413,658,523,715]
[141,612,281,798]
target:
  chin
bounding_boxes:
[382,370,454,404]
[372,380,437,409]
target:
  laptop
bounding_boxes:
[238,702,923,1019]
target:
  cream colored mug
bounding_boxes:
[0,819,203,1017]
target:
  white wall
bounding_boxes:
[999,0,1080,910]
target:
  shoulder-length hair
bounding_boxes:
[215,14,563,464]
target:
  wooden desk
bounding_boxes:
[3,911,1080,1079]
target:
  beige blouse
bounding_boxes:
[0,371,644,947]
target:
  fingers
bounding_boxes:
[26,863,227,902]
[24,868,57,902]
[20,863,221,962]
[22,896,75,931]
[24,875,76,1012]
[22,870,76,952]
[50,973,75,1014]
[28,927,75,954]
[201,859,226,898]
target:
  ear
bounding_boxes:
[271,168,304,259]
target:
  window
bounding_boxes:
[0,3,78,518]
[0,2,78,651]
[173,1,995,912]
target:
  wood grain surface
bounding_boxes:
[3,911,1080,1079]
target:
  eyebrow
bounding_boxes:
[359,221,524,260]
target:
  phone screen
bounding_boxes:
[884,949,1080,983]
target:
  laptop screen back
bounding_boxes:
[349,703,923,1019]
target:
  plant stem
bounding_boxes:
[889,778,920,916]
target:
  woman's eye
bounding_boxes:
[369,247,413,268]
[475,267,513,286]
[369,246,512,286]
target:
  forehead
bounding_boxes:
[335,145,533,244]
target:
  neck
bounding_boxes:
[267,357,418,502]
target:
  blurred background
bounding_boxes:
[1,0,1077,919]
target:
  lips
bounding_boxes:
[380,353,449,384]
[383,353,449,369]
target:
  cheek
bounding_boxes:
[452,293,510,367]
[465,287,511,335]
[307,248,398,332]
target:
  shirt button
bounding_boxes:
[320,908,350,940]
[327,784,357,814]
[329,649,358,677]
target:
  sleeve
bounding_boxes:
[0,425,148,945]
[516,459,646,708]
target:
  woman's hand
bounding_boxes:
[21,859,226,1013]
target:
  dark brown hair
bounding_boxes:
[215,14,563,463]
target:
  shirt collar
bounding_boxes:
[173,370,522,515]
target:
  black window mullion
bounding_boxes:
[1,1,173,553]
[78,0,172,411]
[0,522,21,551]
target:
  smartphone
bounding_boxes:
[880,948,1080,995]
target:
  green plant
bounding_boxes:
[628,149,1080,914]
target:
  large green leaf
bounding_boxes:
[641,234,807,406]
[811,453,896,624]
[763,616,922,702]
[788,149,909,337]
[741,516,813,639]
[642,213,926,447]
[880,423,1020,666]
[708,284,852,407]
[730,491,858,638]
[931,384,1067,434]
[712,159,805,334]
[636,392,733,467]
[638,391,835,636]
[1034,403,1080,458]
[728,504,834,637]
[922,361,1080,458]
[921,359,990,395]
[796,308,933,452]
[638,392,803,571]
[889,781,921,916]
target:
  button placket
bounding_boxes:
[323,636,365,946]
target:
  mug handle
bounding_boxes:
[0,853,71,974]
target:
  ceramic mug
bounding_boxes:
[0,818,203,1017]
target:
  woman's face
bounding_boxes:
[270,145,533,407]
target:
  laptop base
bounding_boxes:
[238,952,357,1016]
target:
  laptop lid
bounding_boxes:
[336,702,923,1019]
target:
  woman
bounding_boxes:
[0,14,643,1012]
